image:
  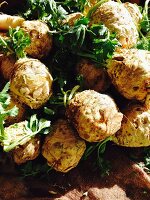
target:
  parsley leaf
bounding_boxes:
[23,0,67,29]
[23,0,119,65]
[83,137,112,176]
[77,24,121,65]
[0,27,31,59]
[90,24,120,64]
[137,0,150,51]
[19,160,52,178]
[140,0,150,33]
[60,0,90,13]
[0,82,18,142]
[2,114,51,152]
[136,33,150,51]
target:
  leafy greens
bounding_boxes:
[0,27,31,59]
[137,0,150,50]
[22,0,120,66]
[83,137,112,177]
[2,114,51,152]
[0,82,18,141]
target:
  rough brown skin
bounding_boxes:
[21,20,53,59]
[112,103,150,147]
[42,119,86,173]
[63,12,83,26]
[89,0,139,48]
[0,54,16,80]
[145,92,150,110]
[124,2,142,27]
[76,58,110,92]
[107,48,150,102]
[66,90,123,142]
[10,58,53,109]
[13,137,40,164]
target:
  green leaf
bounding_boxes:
[137,32,150,51]
[0,83,19,142]
[23,0,68,30]
[76,74,84,90]
[8,27,31,58]
[38,118,51,133]
[137,0,150,51]
[0,82,10,94]
[137,38,150,50]
[19,160,52,178]
[53,16,89,52]
[44,107,55,116]
[88,24,121,64]
[0,83,11,110]
[140,0,150,33]
[82,137,112,176]
[25,114,51,134]
[2,114,51,152]
[3,106,18,118]
[28,114,38,132]
[0,27,31,59]
[62,0,90,12]
[74,16,89,26]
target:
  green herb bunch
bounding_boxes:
[137,0,150,50]
[0,27,31,59]
[59,0,90,13]
[2,114,51,152]
[83,137,112,177]
[22,0,120,66]
[23,0,68,29]
[19,160,52,178]
[79,23,120,65]
[0,82,18,142]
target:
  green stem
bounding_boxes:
[115,0,122,3]
[97,136,112,161]
[0,36,14,55]
[63,91,67,107]
[86,0,109,19]
[144,0,150,14]
[0,114,4,139]
[138,30,149,50]
[142,0,150,23]
[76,51,97,60]
[4,131,37,152]
[139,30,146,39]
[83,143,100,160]
[67,85,80,102]
[83,136,112,161]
